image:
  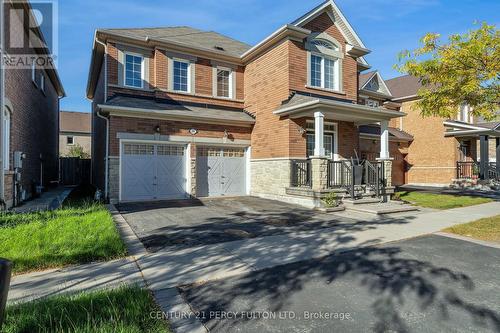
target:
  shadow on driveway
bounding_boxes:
[179,235,500,332]
[118,197,416,252]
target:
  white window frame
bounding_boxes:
[3,110,10,170]
[123,52,145,89]
[306,121,339,160]
[309,52,340,91]
[215,66,233,99]
[67,136,74,145]
[172,58,191,93]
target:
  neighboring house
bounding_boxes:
[86,0,406,207]
[385,75,499,186]
[1,1,65,209]
[357,71,413,186]
[59,111,91,157]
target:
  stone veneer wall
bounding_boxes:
[108,157,119,203]
[251,159,291,197]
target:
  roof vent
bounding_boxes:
[214,45,225,51]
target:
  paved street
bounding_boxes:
[180,235,500,333]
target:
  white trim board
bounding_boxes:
[116,132,251,146]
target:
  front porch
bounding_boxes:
[271,94,405,206]
[444,120,500,183]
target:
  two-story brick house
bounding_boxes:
[87,0,406,207]
[1,1,65,209]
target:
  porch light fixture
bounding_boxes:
[154,125,161,133]
[298,126,306,135]
[189,128,198,135]
[223,129,229,143]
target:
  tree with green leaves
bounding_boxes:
[395,23,500,120]
[65,144,90,159]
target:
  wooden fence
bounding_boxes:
[59,158,91,186]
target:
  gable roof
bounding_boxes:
[359,71,376,89]
[359,70,392,98]
[291,0,370,68]
[385,75,422,100]
[60,111,91,133]
[99,26,251,58]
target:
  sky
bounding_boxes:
[57,0,500,112]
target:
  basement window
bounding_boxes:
[67,136,74,145]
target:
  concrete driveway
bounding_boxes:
[179,235,500,333]
[118,196,359,252]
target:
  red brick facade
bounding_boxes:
[3,2,63,208]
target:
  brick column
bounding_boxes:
[311,157,328,191]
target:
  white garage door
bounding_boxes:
[196,147,246,197]
[121,143,186,202]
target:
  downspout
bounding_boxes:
[95,38,109,200]
[0,0,5,208]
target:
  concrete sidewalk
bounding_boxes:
[7,257,143,304]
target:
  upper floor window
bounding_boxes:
[216,67,232,98]
[31,63,37,85]
[307,33,342,92]
[124,53,144,88]
[173,59,190,92]
[40,74,45,94]
[310,53,339,91]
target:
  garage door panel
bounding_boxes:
[156,155,186,199]
[197,147,246,197]
[121,143,186,202]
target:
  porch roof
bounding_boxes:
[273,93,405,124]
[443,120,500,138]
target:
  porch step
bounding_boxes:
[342,197,381,205]
[344,202,419,215]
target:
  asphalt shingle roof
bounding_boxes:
[359,124,414,141]
[103,95,255,124]
[99,26,252,58]
[385,75,422,99]
[60,111,91,133]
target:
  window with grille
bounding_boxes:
[124,54,143,88]
[173,60,190,92]
[157,145,184,156]
[217,68,231,98]
[124,144,154,155]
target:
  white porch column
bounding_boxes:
[380,120,390,160]
[314,111,325,157]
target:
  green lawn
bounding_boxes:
[2,285,171,333]
[395,191,493,210]
[0,186,127,274]
[443,215,500,243]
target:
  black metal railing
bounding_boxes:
[363,160,385,197]
[327,159,386,198]
[488,162,499,180]
[456,161,479,179]
[290,160,311,188]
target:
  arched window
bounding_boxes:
[3,108,11,170]
[307,33,343,92]
[311,39,339,51]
